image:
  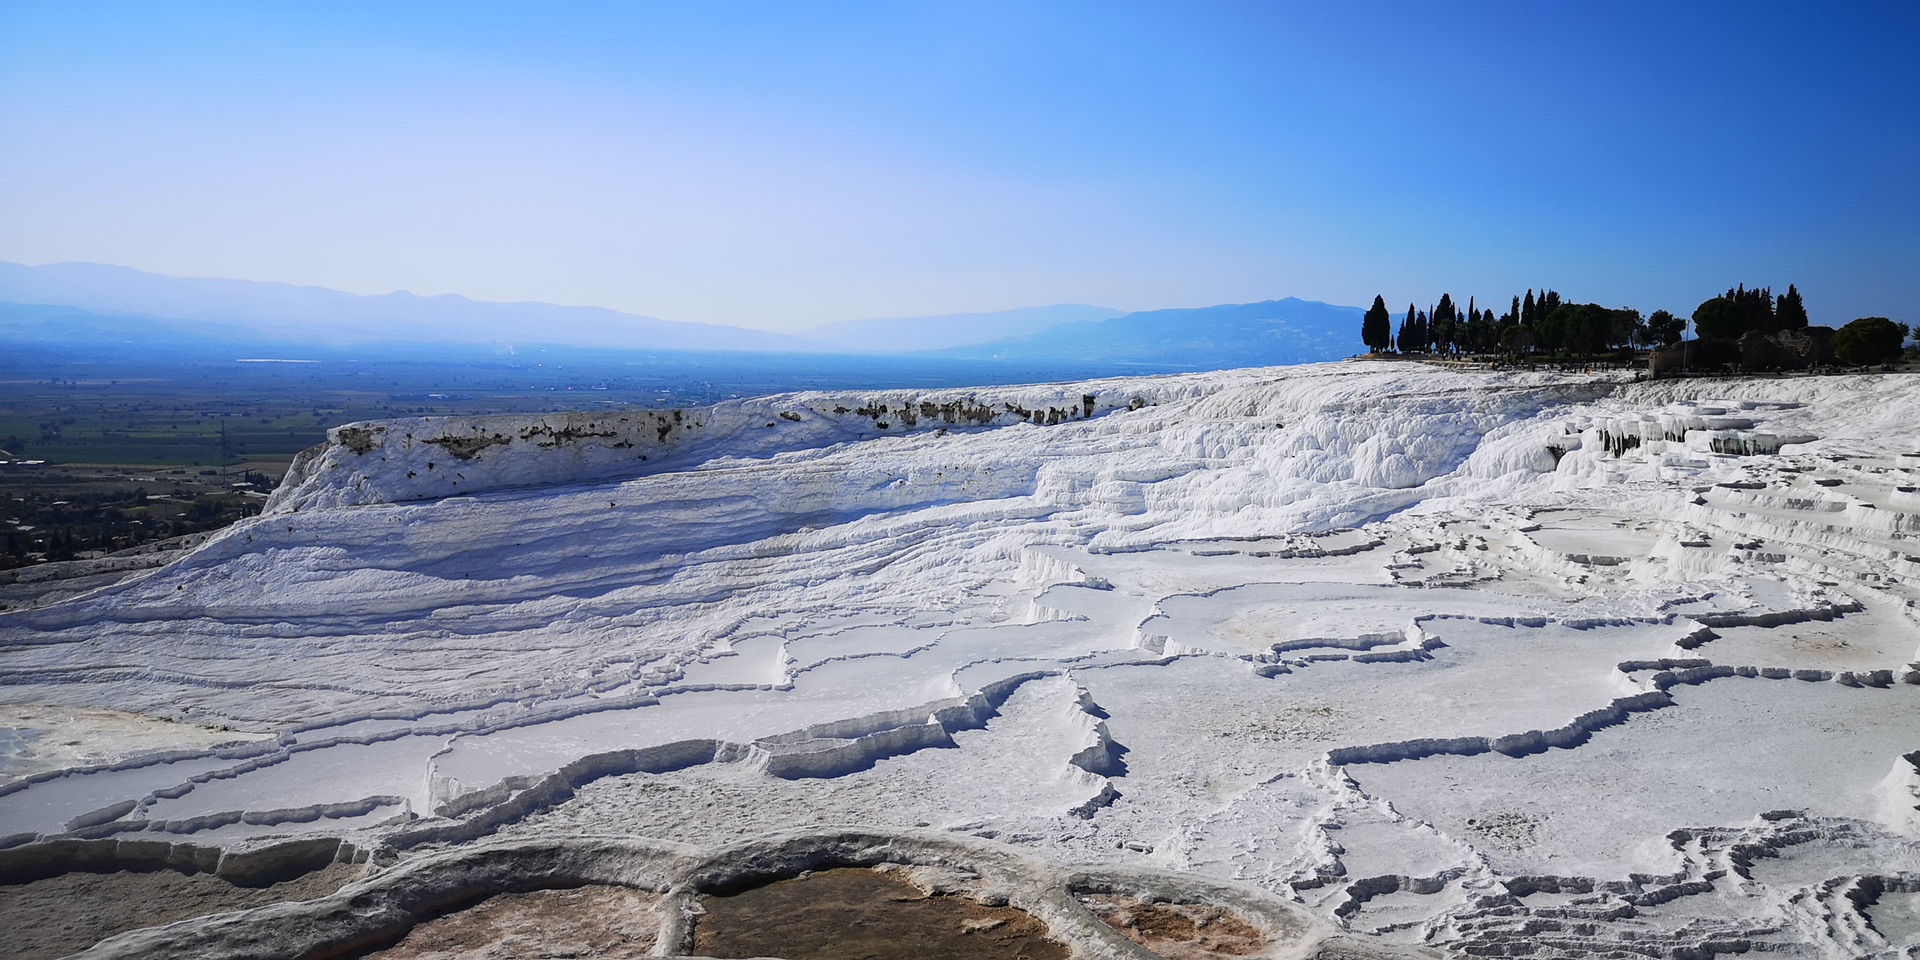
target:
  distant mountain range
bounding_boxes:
[931,298,1366,368]
[0,261,1365,371]
[804,304,1124,353]
[0,260,823,353]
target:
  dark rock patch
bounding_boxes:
[0,859,362,960]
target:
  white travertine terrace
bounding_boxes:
[2,363,1917,958]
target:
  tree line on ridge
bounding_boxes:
[1358,283,1908,367]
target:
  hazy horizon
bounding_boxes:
[3,2,1915,333]
[1,256,1147,337]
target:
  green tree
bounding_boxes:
[1642,309,1685,346]
[1432,294,1457,354]
[1534,305,1567,353]
[1468,306,1495,354]
[1831,317,1910,366]
[1692,296,1739,341]
[1361,295,1393,352]
[1535,302,1631,356]
[1500,325,1537,355]
[1607,307,1644,350]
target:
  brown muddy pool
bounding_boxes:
[693,866,1068,960]
[1080,893,1267,959]
[363,884,661,959]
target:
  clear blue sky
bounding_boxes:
[2,1,1914,331]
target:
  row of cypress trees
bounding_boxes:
[1690,284,1807,341]
[1358,289,1677,357]
[1360,282,1909,367]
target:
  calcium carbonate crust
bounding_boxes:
[4,362,1919,959]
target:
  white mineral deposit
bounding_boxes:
[3,362,1917,958]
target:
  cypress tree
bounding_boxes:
[1696,285,1776,340]
[1522,290,1537,327]
[1468,306,1493,354]
[1776,284,1808,330]
[1746,285,1775,334]
[1361,295,1393,352]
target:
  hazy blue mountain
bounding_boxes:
[930,298,1365,368]
[803,304,1124,353]
[0,261,829,353]
[0,262,1363,370]
[0,301,247,344]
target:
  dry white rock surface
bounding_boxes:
[2,362,1917,958]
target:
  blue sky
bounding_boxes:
[1,1,1914,331]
